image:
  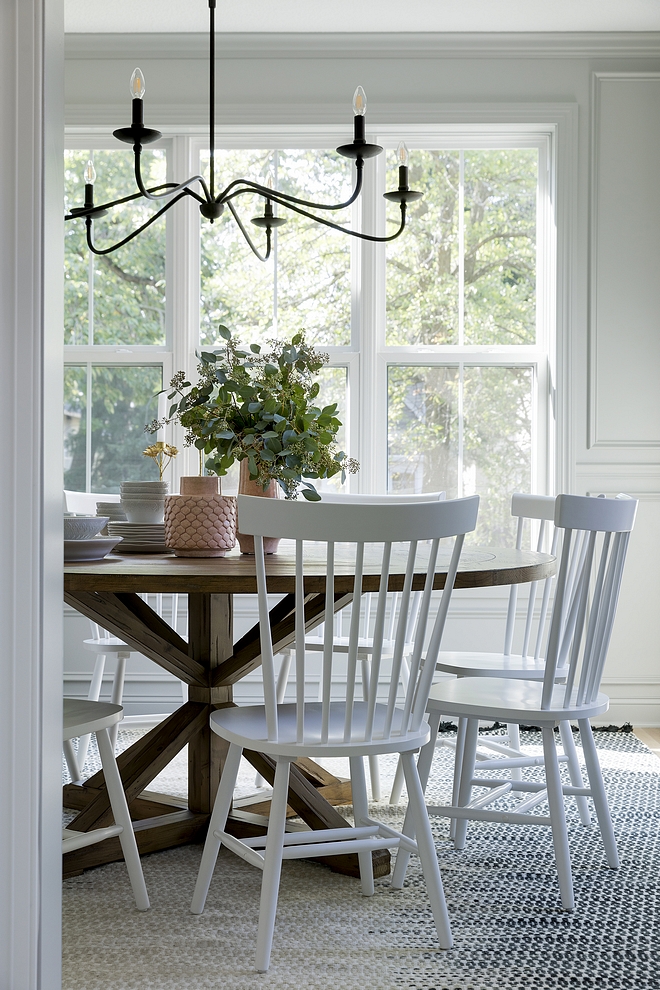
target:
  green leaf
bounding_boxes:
[217,325,231,340]
[250,343,261,353]
[302,486,321,501]
[259,447,275,462]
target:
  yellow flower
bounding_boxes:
[142,442,179,480]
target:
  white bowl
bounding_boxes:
[121,500,165,524]
[63,515,110,541]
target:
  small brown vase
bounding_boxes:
[237,460,281,555]
[164,476,237,557]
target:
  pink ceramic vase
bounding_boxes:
[164,476,237,557]
[236,460,281,555]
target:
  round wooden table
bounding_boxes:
[63,543,554,879]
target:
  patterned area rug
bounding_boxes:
[62,729,660,990]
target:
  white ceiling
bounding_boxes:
[64,0,660,34]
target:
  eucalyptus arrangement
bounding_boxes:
[146,327,359,500]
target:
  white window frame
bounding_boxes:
[65,123,556,497]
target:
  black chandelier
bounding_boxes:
[65,0,422,260]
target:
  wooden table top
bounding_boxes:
[64,543,555,594]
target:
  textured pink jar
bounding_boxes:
[164,479,237,557]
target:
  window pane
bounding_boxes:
[200,149,275,348]
[275,150,351,347]
[64,149,167,346]
[63,365,163,494]
[200,149,351,348]
[464,149,537,345]
[315,366,349,493]
[64,153,90,345]
[386,151,459,346]
[387,366,459,495]
[91,366,163,492]
[463,366,533,543]
[387,365,532,544]
[63,366,86,490]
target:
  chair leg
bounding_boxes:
[542,725,574,911]
[389,757,405,806]
[190,742,243,915]
[400,750,453,950]
[391,709,442,888]
[559,721,591,826]
[453,718,479,851]
[507,722,523,785]
[450,717,468,841]
[349,756,374,896]
[368,755,381,802]
[77,652,107,775]
[63,738,81,782]
[96,726,149,911]
[109,652,129,752]
[255,757,291,973]
[578,719,619,869]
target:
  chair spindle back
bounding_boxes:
[238,494,479,746]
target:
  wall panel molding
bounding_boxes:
[589,72,660,450]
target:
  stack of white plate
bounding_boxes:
[107,520,169,554]
[96,500,127,522]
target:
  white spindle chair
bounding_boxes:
[190,492,479,972]
[392,493,637,911]
[255,491,445,799]
[63,698,149,911]
[404,494,590,827]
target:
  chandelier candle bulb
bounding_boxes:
[397,142,410,189]
[130,69,146,127]
[83,160,96,209]
[130,67,145,100]
[353,86,367,143]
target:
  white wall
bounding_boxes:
[1,1,64,987]
[63,32,660,724]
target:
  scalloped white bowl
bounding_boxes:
[63,515,110,541]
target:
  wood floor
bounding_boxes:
[633,727,660,761]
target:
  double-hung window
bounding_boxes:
[63,126,553,544]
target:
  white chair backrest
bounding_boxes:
[504,493,558,659]
[64,490,121,513]
[541,493,637,710]
[317,491,446,640]
[238,493,479,744]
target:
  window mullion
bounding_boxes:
[85,362,92,493]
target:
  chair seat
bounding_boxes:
[427,677,609,724]
[435,650,550,680]
[63,698,123,740]
[210,701,430,758]
[303,636,405,656]
[83,637,131,654]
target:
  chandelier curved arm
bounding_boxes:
[134,149,213,205]
[65,182,206,221]
[217,161,364,214]
[227,190,408,244]
[225,200,272,262]
[84,190,190,256]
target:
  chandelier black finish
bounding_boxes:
[65,0,421,260]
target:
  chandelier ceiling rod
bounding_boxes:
[65,0,422,259]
